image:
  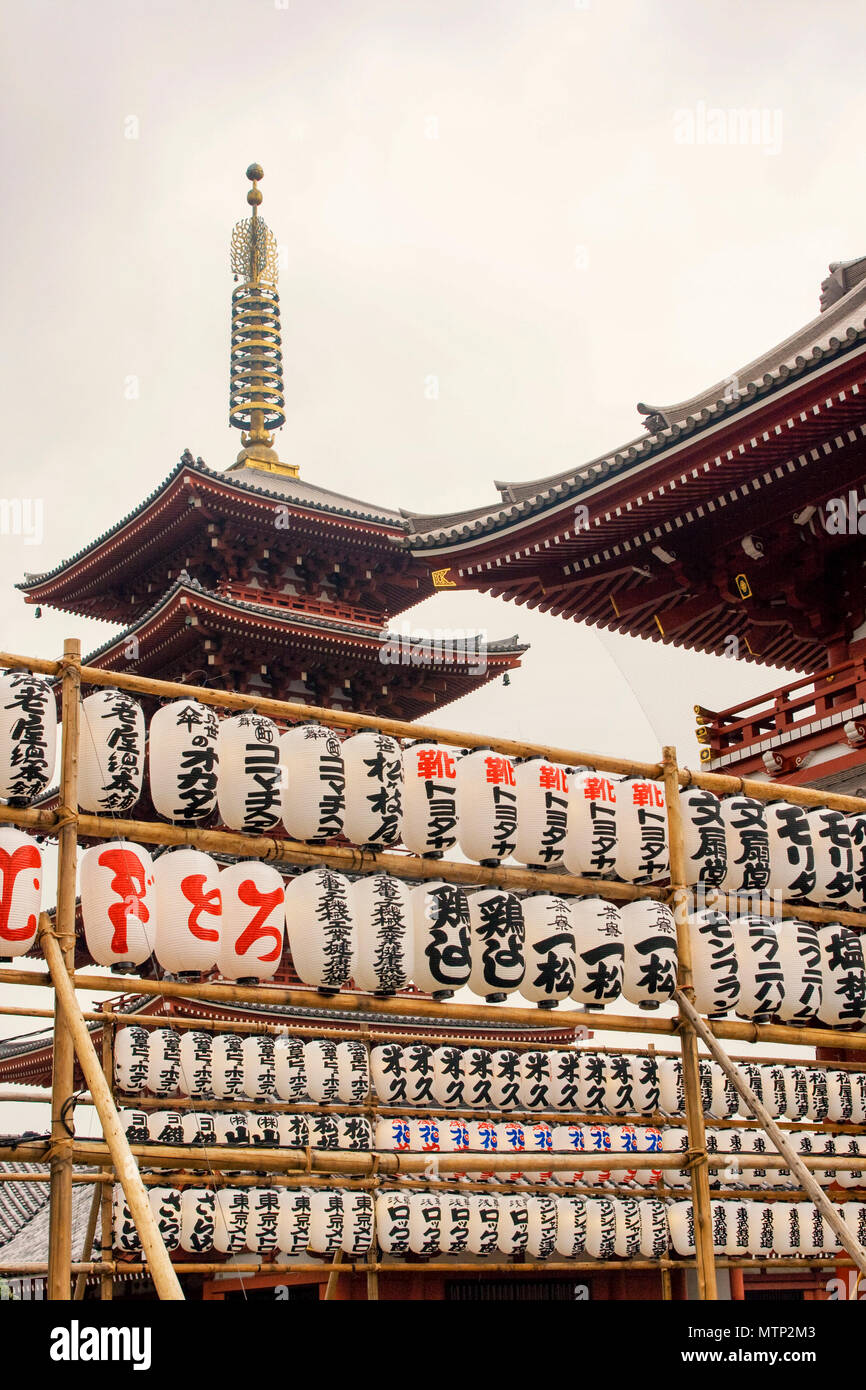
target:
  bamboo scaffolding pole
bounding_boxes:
[47,636,80,1302]
[38,919,184,1301]
[664,745,717,1302]
[72,1177,102,1301]
[675,987,866,1279]
[101,1023,114,1301]
[324,1248,343,1300]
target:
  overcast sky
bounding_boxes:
[2,0,861,1127]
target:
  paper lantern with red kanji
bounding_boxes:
[570,896,624,1007]
[280,723,345,842]
[114,1025,150,1095]
[514,758,569,868]
[152,848,221,976]
[688,908,740,1017]
[818,923,866,1028]
[679,787,727,887]
[614,779,668,883]
[350,872,413,995]
[342,731,403,848]
[467,888,525,1002]
[284,866,356,993]
[775,920,822,1024]
[0,670,56,806]
[522,893,575,1007]
[456,748,518,864]
[410,880,471,997]
[401,741,460,856]
[216,860,285,981]
[619,899,677,1009]
[0,826,42,959]
[807,807,854,907]
[732,915,784,1023]
[216,712,284,834]
[78,689,145,813]
[721,795,771,893]
[564,771,618,877]
[180,1187,215,1254]
[80,840,156,968]
[766,801,816,900]
[148,699,219,825]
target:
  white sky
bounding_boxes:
[2,0,861,1132]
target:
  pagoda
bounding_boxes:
[19,166,525,720]
[405,257,866,793]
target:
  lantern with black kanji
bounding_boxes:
[721,795,770,893]
[177,1030,213,1098]
[216,860,285,981]
[114,1025,150,1095]
[514,758,570,867]
[614,779,668,883]
[148,699,219,824]
[732,915,785,1022]
[688,908,740,1017]
[180,1187,215,1254]
[342,731,403,848]
[284,866,357,993]
[410,879,471,997]
[152,848,221,976]
[766,801,816,901]
[280,723,345,841]
[619,899,677,1009]
[350,872,413,995]
[680,787,727,887]
[0,670,56,805]
[564,771,619,877]
[78,689,145,813]
[80,840,156,968]
[456,748,518,864]
[806,807,854,907]
[522,893,575,1007]
[818,923,866,1028]
[775,920,822,1024]
[0,826,42,959]
[570,896,624,1007]
[401,741,460,856]
[467,887,525,1001]
[217,712,284,833]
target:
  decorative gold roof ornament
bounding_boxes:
[228,164,298,476]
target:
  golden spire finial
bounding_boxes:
[228,164,297,476]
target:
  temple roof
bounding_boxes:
[405,263,866,547]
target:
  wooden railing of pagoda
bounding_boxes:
[1,640,866,1302]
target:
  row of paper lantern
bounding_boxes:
[5,671,864,904]
[113,1028,866,1126]
[689,911,866,1025]
[668,1201,866,1258]
[120,1108,371,1153]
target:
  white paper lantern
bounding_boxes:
[78,689,145,813]
[248,1113,280,1147]
[213,1111,251,1146]
[305,1038,341,1104]
[278,1114,309,1150]
[342,1192,374,1256]
[0,671,56,806]
[766,801,816,900]
[613,1198,643,1257]
[688,908,740,1017]
[848,814,866,910]
[113,1189,141,1253]
[277,1190,312,1255]
[462,1047,495,1108]
[309,1190,344,1254]
[341,731,403,848]
[570,897,624,1008]
[468,1194,500,1255]
[497,1194,529,1254]
[527,1195,558,1258]
[806,807,853,906]
[759,1065,790,1120]
[211,1033,246,1100]
[212,1188,249,1253]
[120,1109,150,1145]
[496,1120,528,1175]
[467,888,525,1001]
[410,880,471,997]
[216,712,283,834]
[578,1052,610,1113]
[513,759,570,867]
[826,1069,855,1124]
[774,1202,806,1257]
[180,1187,215,1253]
[243,1034,276,1100]
[146,1028,180,1096]
[555,1197,588,1257]
[805,1066,829,1122]
[336,1040,369,1104]
[80,840,156,968]
[747,1202,780,1257]
[656,1058,684,1116]
[667,1201,695,1256]
[148,699,219,824]
[585,1198,618,1259]
[408,1116,440,1155]
[518,1050,552,1110]
[834,1136,865,1190]
[152,848,221,975]
[351,872,413,994]
[732,915,784,1022]
[181,1112,217,1148]
[376,1193,411,1254]
[405,1191,441,1255]
[371,1043,410,1104]
[603,1054,637,1114]
[549,1050,582,1110]
[432,1046,465,1108]
[721,795,771,893]
[490,1050,522,1110]
[706,1064,739,1120]
[0,827,42,959]
[284,867,356,993]
[522,894,575,1007]
[564,770,619,878]
[440,1193,471,1254]
[680,787,727,887]
[614,779,668,883]
[456,748,518,864]
[851,1072,866,1125]
[147,1110,184,1145]
[246,1187,281,1254]
[639,1199,668,1257]
[309,1113,339,1150]
[400,741,460,857]
[402,1043,434,1105]
[274,1036,307,1103]
[631,1054,662,1115]
[775,920,822,1024]
[620,900,677,1009]
[114,1026,150,1095]
[280,724,345,841]
[817,923,866,1028]
[336,1115,373,1152]
[632,1127,664,1188]
[216,860,285,981]
[841,1202,866,1249]
[660,1127,690,1189]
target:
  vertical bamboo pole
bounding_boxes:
[323,1247,344,1300]
[100,1024,114,1301]
[72,1180,101,1300]
[48,637,80,1301]
[366,1239,379,1301]
[662,746,718,1301]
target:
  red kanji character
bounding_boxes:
[633,781,665,807]
[233,879,284,962]
[180,873,222,942]
[416,748,456,780]
[538,765,568,792]
[484,756,515,786]
[0,843,40,942]
[584,776,616,802]
[98,846,150,954]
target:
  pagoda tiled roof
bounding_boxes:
[405,264,866,548]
